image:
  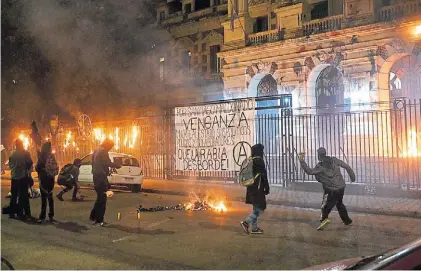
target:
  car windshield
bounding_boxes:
[113,157,139,167]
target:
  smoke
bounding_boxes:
[1,0,224,145]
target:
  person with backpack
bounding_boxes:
[8,139,33,220]
[298,147,355,230]
[35,142,59,223]
[89,138,121,226]
[240,144,270,234]
[56,159,82,202]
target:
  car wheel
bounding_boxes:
[131,184,141,193]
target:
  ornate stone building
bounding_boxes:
[157,0,421,110]
[217,0,421,114]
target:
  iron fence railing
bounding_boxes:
[15,99,421,190]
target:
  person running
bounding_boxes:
[56,159,82,202]
[89,139,121,226]
[298,147,355,230]
[8,139,33,220]
[36,142,59,223]
[240,144,270,234]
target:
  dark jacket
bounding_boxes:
[245,144,270,210]
[299,156,355,191]
[92,147,117,187]
[9,149,33,180]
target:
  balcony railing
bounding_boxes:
[302,15,344,36]
[378,0,421,22]
[248,29,281,45]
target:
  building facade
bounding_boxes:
[156,0,421,187]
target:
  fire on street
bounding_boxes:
[1,183,420,270]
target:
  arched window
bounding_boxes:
[389,55,421,100]
[257,74,277,97]
[315,66,344,110]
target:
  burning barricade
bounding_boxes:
[137,191,228,213]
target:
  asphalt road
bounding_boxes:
[1,182,420,270]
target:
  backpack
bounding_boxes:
[57,164,75,186]
[238,156,261,187]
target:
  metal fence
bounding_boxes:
[19,99,421,190]
[165,98,421,190]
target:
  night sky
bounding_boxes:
[1,0,173,144]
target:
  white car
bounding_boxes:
[78,152,144,192]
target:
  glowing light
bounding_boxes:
[18,134,30,150]
[115,128,120,150]
[415,25,421,35]
[401,130,421,157]
[208,201,228,212]
[63,131,72,148]
[93,128,106,142]
[129,126,138,149]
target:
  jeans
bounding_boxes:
[59,182,79,199]
[40,176,55,219]
[245,205,264,230]
[320,188,352,223]
[90,185,107,223]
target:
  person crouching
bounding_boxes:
[56,159,82,202]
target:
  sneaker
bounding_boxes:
[240,221,249,234]
[56,194,64,201]
[344,219,353,226]
[97,221,110,227]
[49,217,58,223]
[251,228,264,234]
[317,219,330,230]
[37,219,45,224]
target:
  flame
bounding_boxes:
[93,128,106,142]
[18,134,30,150]
[208,201,228,212]
[63,131,72,148]
[129,126,138,149]
[115,128,120,150]
[184,191,228,213]
[401,129,421,157]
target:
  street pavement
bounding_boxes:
[1,181,421,270]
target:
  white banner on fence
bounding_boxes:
[175,99,255,171]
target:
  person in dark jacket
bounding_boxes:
[36,142,59,223]
[8,139,33,220]
[56,159,82,202]
[240,144,270,234]
[299,147,355,230]
[89,139,121,226]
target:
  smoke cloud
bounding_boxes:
[2,0,222,145]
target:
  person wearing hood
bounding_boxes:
[298,147,355,230]
[8,139,33,220]
[240,144,270,234]
[36,141,59,223]
[89,138,121,226]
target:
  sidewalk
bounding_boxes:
[2,172,420,218]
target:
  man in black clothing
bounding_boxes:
[89,139,121,226]
[8,139,33,220]
[240,144,270,234]
[299,147,355,230]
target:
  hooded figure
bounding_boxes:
[8,139,33,220]
[240,144,270,235]
[89,138,121,226]
[299,147,355,230]
[56,158,83,202]
[36,141,59,223]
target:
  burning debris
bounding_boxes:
[137,191,228,213]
